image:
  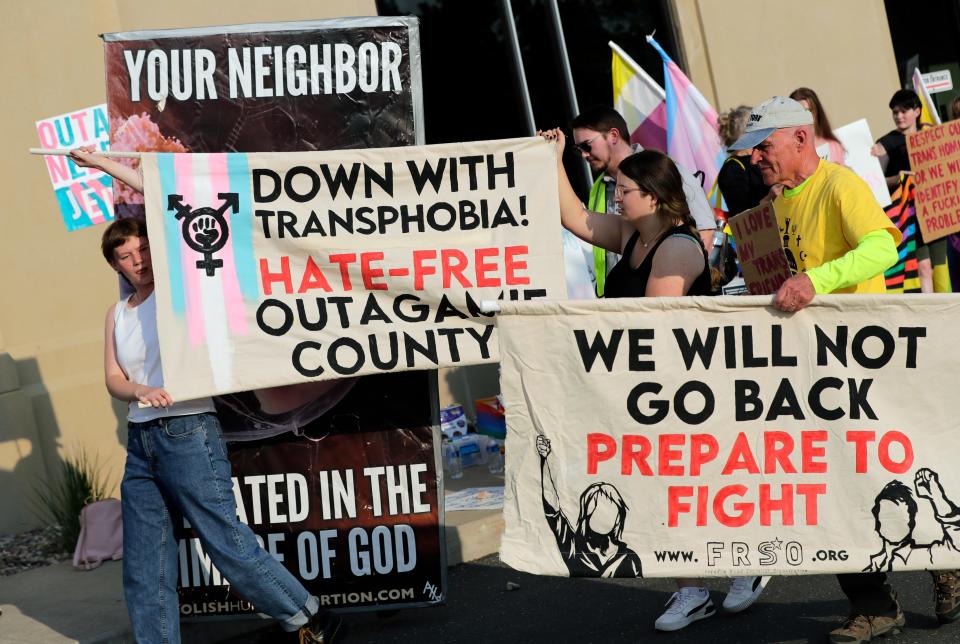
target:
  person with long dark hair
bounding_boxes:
[541,127,710,299]
[540,128,768,630]
[790,87,845,165]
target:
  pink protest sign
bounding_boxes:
[35,104,114,231]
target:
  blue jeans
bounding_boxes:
[121,412,318,643]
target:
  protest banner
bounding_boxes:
[834,119,892,208]
[727,204,792,294]
[907,119,960,242]
[177,371,445,615]
[35,104,113,230]
[140,137,565,401]
[497,295,960,577]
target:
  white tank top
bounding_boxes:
[113,292,215,422]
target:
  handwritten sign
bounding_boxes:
[728,203,792,294]
[907,120,960,242]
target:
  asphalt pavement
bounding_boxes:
[228,556,960,644]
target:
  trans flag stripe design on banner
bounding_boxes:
[156,152,260,392]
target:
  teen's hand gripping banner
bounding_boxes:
[140,137,565,401]
[498,296,960,577]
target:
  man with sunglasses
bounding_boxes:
[570,105,717,297]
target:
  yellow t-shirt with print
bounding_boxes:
[774,159,902,294]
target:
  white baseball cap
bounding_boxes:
[729,96,814,150]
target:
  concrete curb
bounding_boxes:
[0,508,503,644]
[444,509,504,567]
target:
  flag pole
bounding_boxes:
[608,41,665,100]
[29,148,142,159]
[499,0,536,135]
[547,0,592,194]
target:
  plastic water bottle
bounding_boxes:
[707,227,725,268]
[443,442,463,479]
[486,438,504,474]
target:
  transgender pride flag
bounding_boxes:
[646,35,724,196]
[155,152,260,392]
[610,41,667,152]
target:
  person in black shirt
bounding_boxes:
[872,89,922,193]
[717,105,770,215]
[872,89,948,293]
[540,128,766,632]
[540,128,710,299]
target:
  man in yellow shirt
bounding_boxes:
[731,96,901,312]
[729,97,959,643]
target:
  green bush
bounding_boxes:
[32,450,113,553]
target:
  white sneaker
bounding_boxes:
[722,576,770,613]
[654,587,715,632]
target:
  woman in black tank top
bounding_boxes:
[544,130,756,629]
[543,128,711,299]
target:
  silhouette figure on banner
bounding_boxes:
[536,435,643,577]
[864,468,960,572]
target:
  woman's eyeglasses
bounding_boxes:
[615,185,644,198]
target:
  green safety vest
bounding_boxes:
[588,176,608,297]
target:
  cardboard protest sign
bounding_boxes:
[103,17,423,219]
[498,296,960,577]
[728,204,792,294]
[35,105,114,230]
[834,119,892,208]
[907,120,960,242]
[140,138,565,400]
[178,371,446,614]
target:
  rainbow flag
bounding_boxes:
[883,176,921,293]
[646,35,724,195]
[912,68,942,128]
[610,41,667,152]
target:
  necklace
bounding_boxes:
[637,227,666,250]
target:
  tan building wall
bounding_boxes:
[0,0,375,534]
[670,0,901,142]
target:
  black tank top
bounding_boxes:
[604,225,712,298]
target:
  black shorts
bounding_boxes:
[915,237,947,263]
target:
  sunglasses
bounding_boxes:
[575,134,603,154]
